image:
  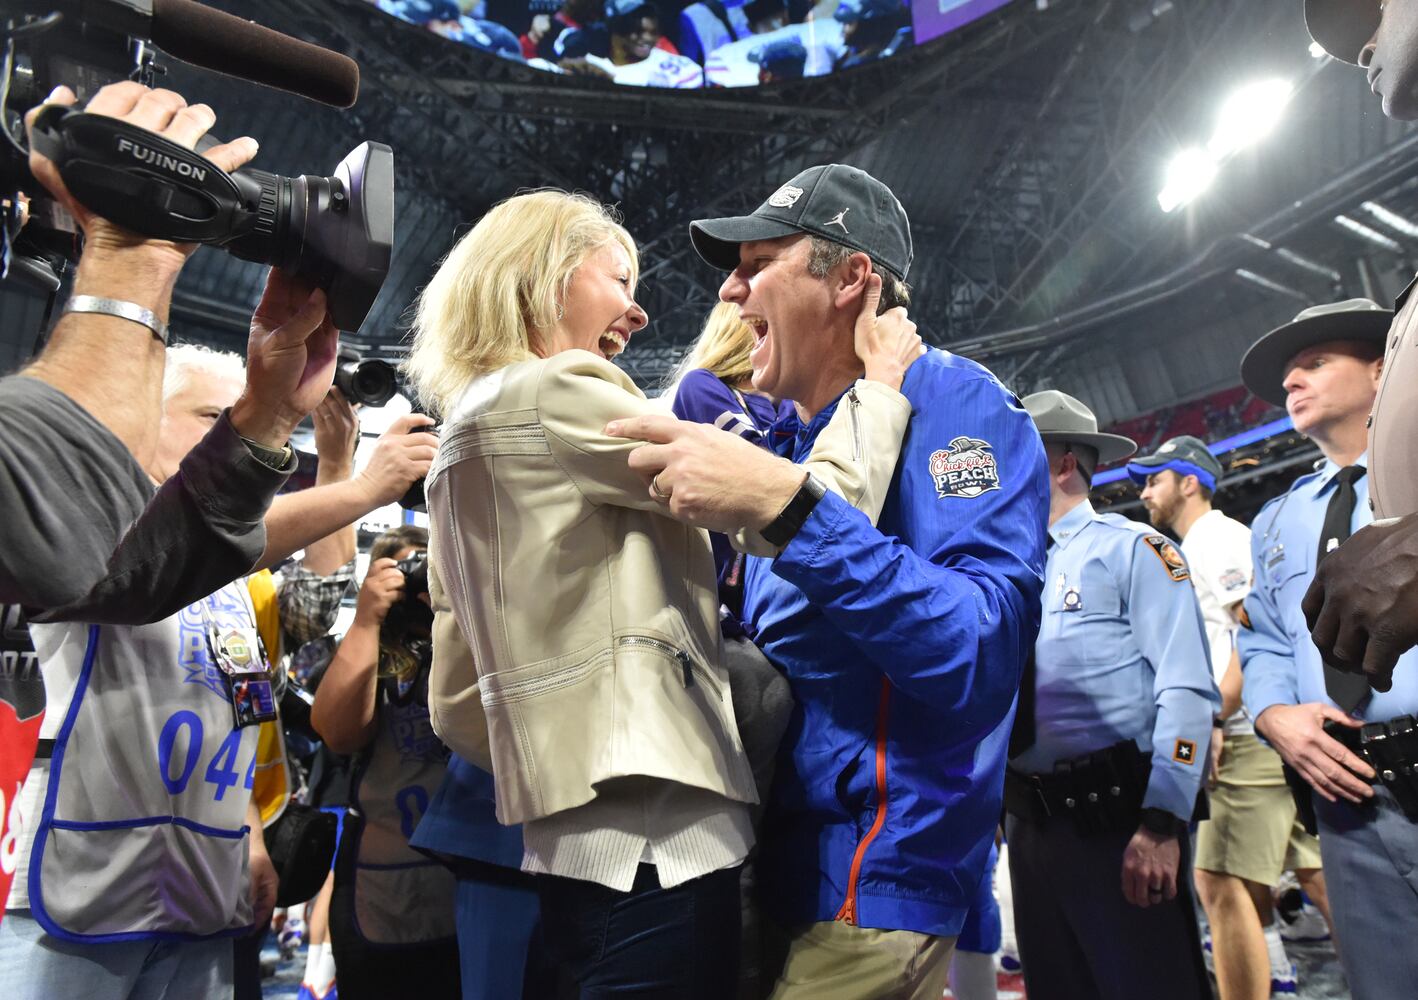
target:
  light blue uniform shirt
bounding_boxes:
[1241,455,1418,723]
[1012,500,1219,821]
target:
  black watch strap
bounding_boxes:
[760,473,827,548]
[1139,807,1186,838]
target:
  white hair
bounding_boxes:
[162,343,246,405]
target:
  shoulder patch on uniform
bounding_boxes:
[1142,534,1190,581]
[1219,568,1248,591]
[929,436,1001,500]
[1173,739,1197,765]
[1237,604,1252,630]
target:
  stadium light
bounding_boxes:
[1334,215,1404,252]
[1360,201,1418,240]
[1157,148,1218,213]
[1159,78,1294,212]
[1309,41,1327,59]
[1209,79,1294,158]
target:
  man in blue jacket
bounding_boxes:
[607,163,1049,997]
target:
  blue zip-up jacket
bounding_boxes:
[744,349,1049,937]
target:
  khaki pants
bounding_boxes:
[1195,730,1322,885]
[763,918,957,1000]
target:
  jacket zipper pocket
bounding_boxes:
[848,387,863,463]
[617,635,695,689]
[835,679,892,926]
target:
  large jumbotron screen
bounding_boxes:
[368,0,1014,88]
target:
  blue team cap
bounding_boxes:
[388,0,462,24]
[834,0,904,23]
[749,39,807,76]
[606,0,652,18]
[462,19,522,57]
[1127,435,1223,492]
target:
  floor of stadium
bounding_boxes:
[258,936,1351,998]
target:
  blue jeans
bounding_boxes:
[537,863,741,999]
[0,910,233,1000]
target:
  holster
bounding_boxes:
[1005,741,1150,836]
[1287,715,1418,834]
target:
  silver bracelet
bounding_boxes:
[62,295,170,345]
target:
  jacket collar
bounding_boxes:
[774,383,853,460]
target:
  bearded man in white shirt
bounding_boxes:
[1130,435,1330,1000]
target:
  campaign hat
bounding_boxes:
[1305,0,1379,65]
[1239,298,1392,407]
[1024,390,1138,465]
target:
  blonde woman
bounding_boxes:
[404,189,919,997]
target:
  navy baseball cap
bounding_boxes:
[749,39,807,77]
[834,0,905,23]
[690,163,913,281]
[389,0,462,24]
[1305,0,1379,64]
[606,0,652,18]
[1127,436,1224,492]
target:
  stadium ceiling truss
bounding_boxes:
[244,0,1099,382]
[919,1,1255,336]
[199,0,1418,388]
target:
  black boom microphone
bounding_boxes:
[149,0,360,109]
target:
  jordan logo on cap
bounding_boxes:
[824,208,851,232]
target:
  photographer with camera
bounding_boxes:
[0,339,437,997]
[311,526,459,1000]
[0,80,312,616]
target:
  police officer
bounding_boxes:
[1007,390,1217,1000]
[1237,298,1418,1000]
[1299,2,1418,692]
[1131,436,1327,999]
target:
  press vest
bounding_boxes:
[340,672,455,946]
[16,582,260,940]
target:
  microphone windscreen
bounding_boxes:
[151,0,360,109]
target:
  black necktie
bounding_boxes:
[1010,537,1053,758]
[1317,465,1370,712]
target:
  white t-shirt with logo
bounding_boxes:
[1180,508,1254,736]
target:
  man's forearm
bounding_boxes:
[23,246,182,470]
[257,478,377,572]
[31,410,290,625]
[1219,651,1244,720]
[300,461,358,574]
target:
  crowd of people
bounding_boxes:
[370,0,913,87]
[0,2,1416,999]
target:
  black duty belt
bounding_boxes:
[1290,715,1418,833]
[1005,740,1151,836]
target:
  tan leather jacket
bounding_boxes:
[426,350,910,825]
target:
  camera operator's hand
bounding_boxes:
[25,82,258,268]
[354,414,439,508]
[354,558,405,629]
[231,270,340,450]
[312,388,361,484]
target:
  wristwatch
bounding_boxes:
[239,435,295,471]
[759,472,827,548]
[1139,807,1187,838]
